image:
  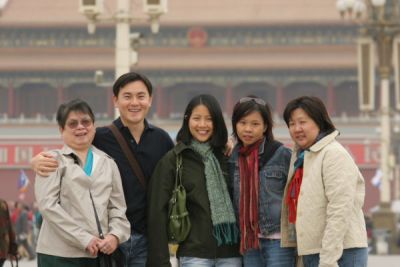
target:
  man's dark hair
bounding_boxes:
[112,72,153,97]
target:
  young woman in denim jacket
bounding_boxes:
[229,96,296,267]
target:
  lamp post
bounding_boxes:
[79,0,168,118]
[337,0,400,254]
[0,0,7,16]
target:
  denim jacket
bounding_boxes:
[228,138,291,236]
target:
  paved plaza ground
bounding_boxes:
[14,255,400,267]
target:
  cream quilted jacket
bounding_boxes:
[35,145,130,258]
[281,130,368,267]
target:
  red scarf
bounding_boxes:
[286,155,304,224]
[238,139,262,254]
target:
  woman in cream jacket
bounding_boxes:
[280,96,367,267]
[35,99,130,267]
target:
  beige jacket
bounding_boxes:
[35,145,130,258]
[281,130,367,267]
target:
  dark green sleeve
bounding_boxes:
[146,150,176,267]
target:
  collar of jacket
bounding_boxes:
[293,130,339,154]
[60,144,102,156]
[232,137,266,156]
[60,144,105,164]
[60,144,76,156]
[231,137,282,166]
[114,117,155,131]
[173,141,191,155]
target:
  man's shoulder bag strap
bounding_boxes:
[107,124,147,189]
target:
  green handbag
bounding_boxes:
[168,154,191,243]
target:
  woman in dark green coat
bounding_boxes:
[147,94,241,267]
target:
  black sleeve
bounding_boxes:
[146,151,176,267]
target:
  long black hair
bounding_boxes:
[176,94,227,149]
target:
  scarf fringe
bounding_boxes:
[213,223,240,246]
[240,226,260,254]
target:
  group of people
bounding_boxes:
[0,199,18,267]
[30,71,368,267]
[0,200,41,267]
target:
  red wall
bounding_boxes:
[0,169,36,204]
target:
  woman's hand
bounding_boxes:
[86,237,101,256]
[224,136,235,157]
[31,151,58,176]
[97,234,119,255]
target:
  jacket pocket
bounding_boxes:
[262,165,287,193]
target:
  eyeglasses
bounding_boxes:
[239,97,266,106]
[66,118,93,129]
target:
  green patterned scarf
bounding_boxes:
[190,140,239,246]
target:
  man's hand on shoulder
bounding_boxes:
[30,151,58,177]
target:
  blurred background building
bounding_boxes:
[0,0,399,230]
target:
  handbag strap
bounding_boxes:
[89,191,105,240]
[107,124,147,189]
[174,154,183,189]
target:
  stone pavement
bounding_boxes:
[15,255,400,267]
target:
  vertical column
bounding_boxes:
[107,86,114,119]
[168,90,174,119]
[57,85,64,106]
[327,81,335,115]
[114,0,131,118]
[394,165,400,201]
[14,83,21,117]
[380,78,391,205]
[55,85,65,120]
[275,82,284,116]
[7,82,15,117]
[225,83,233,117]
[155,86,164,119]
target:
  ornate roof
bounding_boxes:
[0,0,342,26]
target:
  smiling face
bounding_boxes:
[188,104,213,143]
[236,111,266,147]
[60,111,95,151]
[288,108,320,149]
[113,80,152,127]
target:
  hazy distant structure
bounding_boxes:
[0,0,361,120]
[0,1,391,213]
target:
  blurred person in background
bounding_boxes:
[280,96,368,267]
[32,201,42,251]
[229,96,296,267]
[10,202,21,225]
[15,204,35,260]
[35,99,130,266]
[0,198,18,267]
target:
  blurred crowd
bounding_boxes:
[2,199,42,263]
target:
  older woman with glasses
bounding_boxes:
[35,99,130,267]
[280,96,368,267]
[229,96,296,267]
